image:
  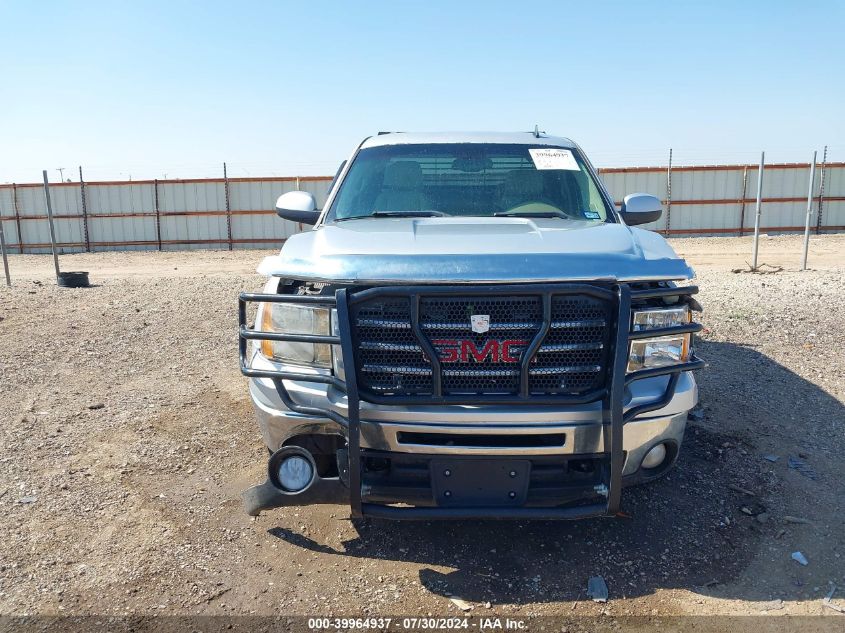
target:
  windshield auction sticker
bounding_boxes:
[528,148,580,170]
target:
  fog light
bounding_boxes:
[641,443,667,469]
[278,455,314,492]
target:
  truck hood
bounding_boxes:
[257,217,693,283]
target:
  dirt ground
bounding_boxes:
[0,234,843,623]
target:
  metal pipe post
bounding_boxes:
[0,211,10,286]
[751,152,765,270]
[12,183,23,253]
[223,162,233,251]
[816,145,828,234]
[42,170,61,283]
[296,176,303,233]
[664,148,672,237]
[154,178,162,251]
[79,166,91,252]
[801,151,817,270]
[738,167,748,236]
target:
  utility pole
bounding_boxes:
[57,167,65,182]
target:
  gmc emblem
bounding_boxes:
[431,339,529,363]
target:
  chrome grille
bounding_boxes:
[350,289,613,399]
[528,295,610,394]
[352,297,433,395]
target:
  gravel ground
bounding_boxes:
[0,235,843,620]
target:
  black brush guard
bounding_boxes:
[238,283,704,519]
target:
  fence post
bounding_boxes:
[664,148,672,236]
[223,162,233,251]
[154,179,162,250]
[801,152,817,270]
[815,145,827,234]
[12,183,23,253]
[0,205,10,286]
[42,170,61,283]
[295,176,304,233]
[78,166,91,252]
[751,152,765,270]
[738,166,748,236]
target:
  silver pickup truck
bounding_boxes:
[239,132,703,520]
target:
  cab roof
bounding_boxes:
[360,131,576,149]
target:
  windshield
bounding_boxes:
[328,143,612,222]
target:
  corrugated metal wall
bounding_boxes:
[1,164,842,254]
[0,177,334,254]
[598,163,844,236]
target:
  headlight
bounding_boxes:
[628,306,691,372]
[260,303,331,367]
[632,306,689,331]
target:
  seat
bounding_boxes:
[373,161,430,212]
[499,169,547,210]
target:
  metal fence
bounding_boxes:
[599,161,844,236]
[1,162,843,254]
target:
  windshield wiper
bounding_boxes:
[493,209,569,219]
[370,210,447,218]
[334,210,448,222]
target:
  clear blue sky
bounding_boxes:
[1,0,842,182]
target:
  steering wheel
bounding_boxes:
[502,201,564,215]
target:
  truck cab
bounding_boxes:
[239,132,703,519]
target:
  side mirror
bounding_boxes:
[275,191,320,225]
[619,193,663,226]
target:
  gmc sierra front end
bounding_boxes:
[238,132,703,520]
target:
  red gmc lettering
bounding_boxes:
[431,339,529,363]
[463,340,498,362]
[501,340,525,363]
[433,339,461,363]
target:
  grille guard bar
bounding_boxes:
[238,284,704,519]
[349,283,616,406]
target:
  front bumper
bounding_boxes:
[249,368,696,473]
[242,410,689,517]
[239,283,704,519]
